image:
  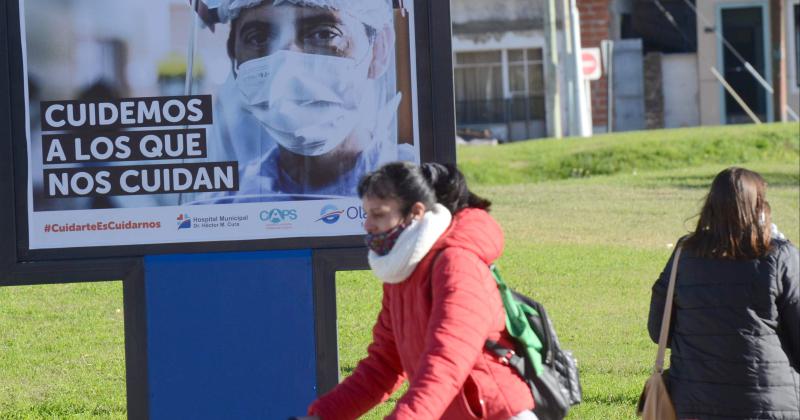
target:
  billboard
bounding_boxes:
[19,0,422,250]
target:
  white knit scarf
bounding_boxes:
[368,204,452,284]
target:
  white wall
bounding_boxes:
[452,30,546,53]
[662,53,700,128]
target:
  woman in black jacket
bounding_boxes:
[648,167,799,420]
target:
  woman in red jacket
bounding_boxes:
[299,162,535,420]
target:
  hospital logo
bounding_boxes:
[316,205,344,225]
[177,214,191,230]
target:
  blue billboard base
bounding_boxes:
[142,250,317,419]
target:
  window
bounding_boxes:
[454,51,503,102]
[453,48,545,125]
[453,51,503,125]
[507,48,545,120]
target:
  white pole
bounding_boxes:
[585,79,593,127]
[787,106,800,121]
[570,0,592,137]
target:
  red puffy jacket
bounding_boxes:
[309,208,534,419]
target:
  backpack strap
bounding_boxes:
[489,265,550,349]
[485,339,527,378]
[485,264,544,376]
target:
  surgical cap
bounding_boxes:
[211,0,392,29]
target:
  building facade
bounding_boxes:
[450,0,550,141]
[580,0,799,129]
[695,0,800,125]
[450,0,799,141]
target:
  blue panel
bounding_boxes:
[144,250,316,420]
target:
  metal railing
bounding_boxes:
[455,96,545,126]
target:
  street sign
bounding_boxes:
[582,48,603,81]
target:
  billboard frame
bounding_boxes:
[1,0,456,414]
[0,0,456,286]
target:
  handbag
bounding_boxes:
[636,245,682,420]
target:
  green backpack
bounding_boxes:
[485,265,582,420]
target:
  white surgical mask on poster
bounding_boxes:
[235,50,374,157]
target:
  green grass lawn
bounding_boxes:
[1,124,798,418]
[0,282,126,419]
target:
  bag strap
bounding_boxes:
[487,264,546,375]
[654,245,682,373]
[485,339,527,377]
[490,265,554,362]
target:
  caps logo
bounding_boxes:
[260,209,297,224]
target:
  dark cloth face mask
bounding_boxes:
[365,222,409,256]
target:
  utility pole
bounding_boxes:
[602,40,615,132]
[562,0,577,137]
[769,0,787,122]
[544,0,563,138]
[566,0,592,137]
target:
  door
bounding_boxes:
[612,39,646,131]
[720,5,770,124]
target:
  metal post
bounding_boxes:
[569,0,592,137]
[770,0,788,122]
[562,0,576,136]
[602,40,615,133]
[544,0,563,138]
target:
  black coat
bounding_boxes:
[648,238,800,420]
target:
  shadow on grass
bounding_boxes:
[761,171,800,188]
[654,171,800,190]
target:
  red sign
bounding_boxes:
[581,48,602,81]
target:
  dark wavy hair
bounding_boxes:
[683,167,772,260]
[357,162,491,216]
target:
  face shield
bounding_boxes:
[189,0,398,157]
[198,0,392,32]
[193,0,391,64]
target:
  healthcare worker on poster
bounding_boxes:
[194,0,414,202]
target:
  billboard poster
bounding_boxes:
[19,0,421,250]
